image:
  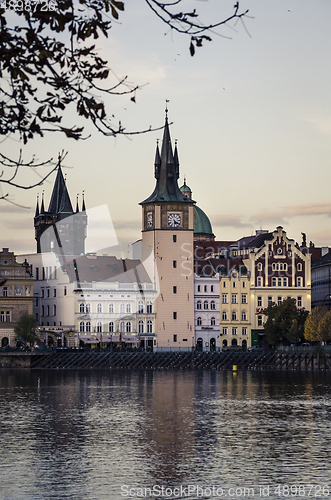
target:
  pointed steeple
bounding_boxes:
[82,191,86,211]
[76,195,79,213]
[154,140,161,179]
[35,195,40,218]
[48,166,73,216]
[141,111,194,205]
[40,191,45,215]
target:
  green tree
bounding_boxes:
[14,312,39,346]
[264,298,309,346]
[304,307,331,342]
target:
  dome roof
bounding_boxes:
[193,205,213,237]
[180,182,192,194]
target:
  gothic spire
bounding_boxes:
[48,165,73,216]
[140,112,193,205]
[35,195,39,218]
[82,191,86,211]
[40,191,45,215]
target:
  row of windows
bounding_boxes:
[196,300,216,310]
[222,311,247,321]
[197,317,216,326]
[257,263,303,272]
[222,294,247,304]
[40,288,57,298]
[197,285,215,293]
[79,301,153,314]
[41,305,56,316]
[222,281,247,289]
[35,266,57,281]
[256,277,303,287]
[79,320,154,334]
[222,327,247,336]
[257,296,302,307]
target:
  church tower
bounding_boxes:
[140,110,195,348]
[34,165,87,255]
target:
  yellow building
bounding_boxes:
[0,248,34,347]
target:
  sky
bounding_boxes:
[1,0,331,256]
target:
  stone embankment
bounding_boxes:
[1,350,330,370]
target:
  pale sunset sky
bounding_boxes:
[1,0,331,256]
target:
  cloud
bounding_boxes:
[113,219,141,231]
[250,202,331,227]
[249,210,288,227]
[210,214,252,228]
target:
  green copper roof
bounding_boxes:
[180,181,192,194]
[193,205,213,236]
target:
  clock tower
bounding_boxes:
[140,110,195,348]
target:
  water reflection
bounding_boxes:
[0,370,331,499]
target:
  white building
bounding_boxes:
[194,272,220,351]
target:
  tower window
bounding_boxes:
[173,334,177,342]
[173,235,177,243]
[173,286,177,294]
[173,312,177,319]
[173,260,177,268]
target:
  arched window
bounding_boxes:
[232,338,238,346]
[232,311,237,321]
[120,304,125,314]
[109,303,114,314]
[223,339,228,347]
[242,311,247,321]
[204,300,208,310]
[197,300,202,310]
[138,320,144,334]
[197,317,202,326]
[147,320,153,333]
[146,301,153,314]
[79,303,85,313]
[85,303,91,313]
[222,311,227,321]
[109,322,114,333]
[126,304,131,314]
[258,262,262,271]
[210,300,216,310]
[97,321,102,333]
[138,300,144,314]
[86,321,91,333]
[97,303,102,313]
[126,322,131,333]
[79,322,84,333]
[297,263,302,271]
[120,321,125,332]
[211,317,216,326]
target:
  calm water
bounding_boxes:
[0,369,331,500]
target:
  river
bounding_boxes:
[0,369,330,500]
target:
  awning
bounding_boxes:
[78,335,99,344]
[101,335,120,343]
[122,335,139,343]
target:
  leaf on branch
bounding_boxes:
[189,41,195,57]
[60,126,84,139]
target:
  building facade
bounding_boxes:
[0,248,34,347]
[311,250,331,309]
[194,273,220,351]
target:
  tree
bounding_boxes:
[0,1,250,199]
[264,298,309,346]
[14,312,39,346]
[304,307,331,343]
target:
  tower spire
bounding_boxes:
[82,191,86,211]
[35,195,40,217]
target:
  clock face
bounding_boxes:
[168,213,181,228]
[147,213,153,229]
